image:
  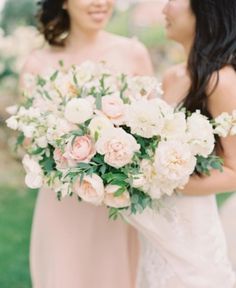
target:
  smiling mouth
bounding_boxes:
[88,11,109,21]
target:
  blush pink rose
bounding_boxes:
[104,185,131,208]
[73,174,104,205]
[101,94,125,126]
[64,135,96,163]
[54,148,70,169]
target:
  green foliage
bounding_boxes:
[195,155,224,176]
[0,185,37,287]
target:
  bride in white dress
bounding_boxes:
[126,0,236,287]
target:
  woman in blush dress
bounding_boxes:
[126,0,236,287]
[20,0,153,287]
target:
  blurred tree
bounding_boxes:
[0,0,37,33]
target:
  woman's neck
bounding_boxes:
[65,26,106,52]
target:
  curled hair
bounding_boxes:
[183,0,236,118]
[37,0,70,46]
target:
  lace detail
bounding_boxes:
[137,235,175,288]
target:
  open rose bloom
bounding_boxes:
[6,61,232,219]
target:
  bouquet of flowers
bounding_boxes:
[6,61,233,219]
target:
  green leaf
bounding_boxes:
[50,70,58,82]
[114,186,126,197]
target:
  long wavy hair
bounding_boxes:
[183,0,236,119]
[37,0,70,46]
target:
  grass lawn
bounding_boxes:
[0,185,37,288]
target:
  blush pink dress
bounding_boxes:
[30,187,138,288]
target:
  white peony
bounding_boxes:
[64,98,93,124]
[154,140,196,183]
[73,174,105,205]
[126,99,164,138]
[96,128,140,168]
[161,112,187,140]
[187,111,215,157]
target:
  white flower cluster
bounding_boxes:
[214,111,236,137]
[0,26,43,75]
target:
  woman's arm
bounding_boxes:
[180,66,236,196]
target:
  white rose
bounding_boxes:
[88,115,113,139]
[154,140,196,182]
[187,111,215,157]
[126,99,164,138]
[65,98,93,124]
[95,128,140,168]
[6,116,18,130]
[101,93,126,126]
[73,174,104,205]
[104,185,130,208]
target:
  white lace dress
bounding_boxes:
[125,194,236,288]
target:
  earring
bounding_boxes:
[62,3,67,10]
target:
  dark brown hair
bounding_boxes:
[37,0,70,46]
[183,0,236,118]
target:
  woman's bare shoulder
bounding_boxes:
[209,66,236,116]
[21,46,56,75]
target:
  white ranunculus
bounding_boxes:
[154,140,196,183]
[104,185,131,208]
[161,112,187,140]
[6,116,18,130]
[88,115,113,139]
[214,112,232,137]
[73,174,105,205]
[96,128,140,168]
[64,98,93,124]
[187,111,215,157]
[126,99,164,138]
